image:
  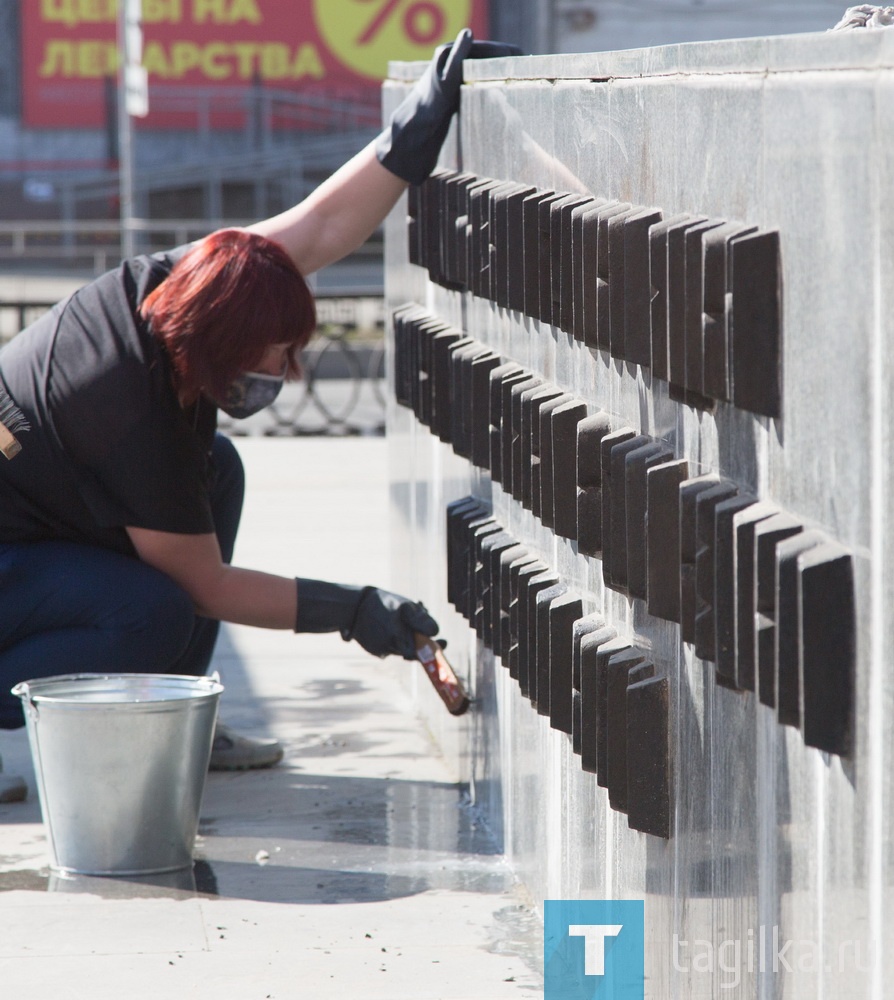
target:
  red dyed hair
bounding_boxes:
[140,229,316,401]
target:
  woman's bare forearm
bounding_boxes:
[247,142,407,276]
[127,526,297,629]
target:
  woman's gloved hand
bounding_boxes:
[294,578,438,660]
[375,28,523,185]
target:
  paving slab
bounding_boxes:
[0,438,543,1000]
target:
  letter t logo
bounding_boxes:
[568,924,623,976]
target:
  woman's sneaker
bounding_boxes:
[209,723,284,771]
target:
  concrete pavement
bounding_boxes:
[0,438,543,1000]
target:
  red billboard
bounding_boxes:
[23,0,489,129]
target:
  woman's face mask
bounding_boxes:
[217,369,285,419]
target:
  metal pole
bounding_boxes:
[117,0,147,259]
[116,3,135,260]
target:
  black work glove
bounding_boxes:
[294,578,438,661]
[375,29,523,185]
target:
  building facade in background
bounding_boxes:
[0,0,853,277]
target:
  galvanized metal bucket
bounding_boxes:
[11,673,223,876]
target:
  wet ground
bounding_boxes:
[0,438,543,1000]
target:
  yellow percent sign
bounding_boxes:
[314,0,473,80]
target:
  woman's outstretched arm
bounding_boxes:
[247,142,407,277]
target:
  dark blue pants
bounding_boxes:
[0,434,245,729]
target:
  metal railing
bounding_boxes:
[46,132,379,218]
[0,220,212,275]
[143,84,382,137]
[0,219,384,291]
[0,295,386,437]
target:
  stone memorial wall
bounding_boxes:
[384,30,893,997]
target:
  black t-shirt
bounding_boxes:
[0,246,218,557]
